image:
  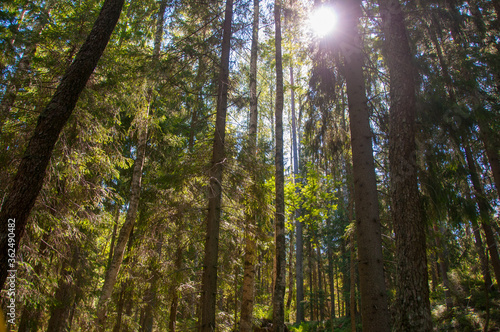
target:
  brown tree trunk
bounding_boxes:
[464,141,500,284]
[290,65,304,324]
[169,243,183,332]
[199,0,233,330]
[46,246,80,332]
[379,0,432,330]
[0,0,125,289]
[239,1,259,330]
[339,0,391,330]
[273,0,286,330]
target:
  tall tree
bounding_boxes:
[273,0,286,330]
[199,0,234,330]
[378,0,432,330]
[338,0,391,330]
[290,65,305,324]
[0,0,125,288]
[94,0,167,326]
[240,0,260,330]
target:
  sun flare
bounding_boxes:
[310,7,337,37]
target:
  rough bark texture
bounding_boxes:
[95,126,147,330]
[240,1,259,330]
[0,0,125,289]
[339,0,391,331]
[378,0,432,330]
[199,0,233,330]
[272,0,286,330]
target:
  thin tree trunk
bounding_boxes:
[95,124,147,329]
[199,0,234,330]
[107,205,120,271]
[327,239,336,324]
[286,227,294,312]
[0,2,53,129]
[316,243,325,322]
[169,243,183,332]
[0,0,125,289]
[273,0,286,329]
[464,141,500,284]
[339,0,391,330]
[433,223,453,310]
[46,246,80,332]
[349,233,356,332]
[290,64,304,324]
[240,1,259,330]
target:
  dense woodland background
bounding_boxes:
[0,0,499,331]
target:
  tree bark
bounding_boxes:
[378,0,432,330]
[240,1,259,330]
[0,0,125,289]
[199,0,233,330]
[339,0,391,330]
[273,0,286,330]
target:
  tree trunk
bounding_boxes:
[0,2,53,130]
[464,141,500,284]
[95,124,147,330]
[273,0,286,330]
[349,234,356,332]
[316,243,325,322]
[169,243,183,332]
[339,0,391,330]
[46,246,80,332]
[0,0,125,289]
[199,0,234,330]
[378,0,432,330]
[240,1,259,330]
[290,64,304,324]
[107,205,120,271]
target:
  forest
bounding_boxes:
[0,0,499,331]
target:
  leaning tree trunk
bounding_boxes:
[239,0,259,330]
[339,0,391,330]
[0,0,125,289]
[378,0,432,330]
[95,125,148,330]
[199,0,234,330]
[272,0,286,330]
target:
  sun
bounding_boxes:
[310,6,338,37]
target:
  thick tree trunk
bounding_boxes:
[240,1,259,330]
[378,0,432,330]
[272,1,286,330]
[95,125,148,329]
[0,0,125,289]
[199,0,233,330]
[339,0,391,330]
